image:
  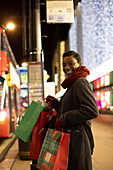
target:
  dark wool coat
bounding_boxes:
[55,77,99,170]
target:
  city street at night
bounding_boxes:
[0,0,113,170]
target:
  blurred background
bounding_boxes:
[0,0,113,169]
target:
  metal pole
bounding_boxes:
[22,0,27,57]
[28,2,44,168]
[8,86,12,132]
[30,0,42,62]
[35,0,42,62]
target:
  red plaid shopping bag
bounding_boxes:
[37,128,70,170]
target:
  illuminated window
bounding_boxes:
[100,90,110,109]
[100,76,104,87]
[104,73,110,86]
[94,78,100,89]
[94,91,101,110]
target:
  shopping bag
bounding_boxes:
[30,109,57,160]
[37,128,70,170]
[14,100,47,142]
[30,111,49,160]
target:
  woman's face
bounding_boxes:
[63,55,81,77]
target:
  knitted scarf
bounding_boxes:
[61,66,90,89]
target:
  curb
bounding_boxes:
[0,135,17,162]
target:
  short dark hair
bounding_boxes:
[62,51,81,63]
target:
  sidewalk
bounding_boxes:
[92,114,113,170]
[0,135,16,162]
[0,114,113,170]
[0,138,31,170]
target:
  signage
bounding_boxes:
[28,62,44,105]
[46,0,74,23]
[20,68,28,85]
[44,82,55,98]
[7,74,12,87]
[10,62,20,89]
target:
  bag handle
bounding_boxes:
[52,129,65,141]
[43,97,53,111]
[53,131,61,141]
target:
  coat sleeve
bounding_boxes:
[60,78,99,127]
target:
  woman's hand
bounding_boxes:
[46,95,54,103]
[46,95,59,111]
[54,118,63,131]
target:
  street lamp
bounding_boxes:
[22,62,28,67]
[6,22,15,30]
[2,22,15,33]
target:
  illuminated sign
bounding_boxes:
[10,62,20,89]
[20,69,28,85]
[28,62,44,105]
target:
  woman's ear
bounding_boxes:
[79,61,82,66]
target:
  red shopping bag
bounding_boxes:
[30,110,57,160]
[37,128,70,170]
[29,112,47,160]
[54,132,70,170]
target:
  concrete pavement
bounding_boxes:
[0,135,16,162]
[92,114,113,170]
[0,138,31,170]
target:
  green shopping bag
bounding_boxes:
[14,101,47,142]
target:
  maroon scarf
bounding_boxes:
[61,66,90,89]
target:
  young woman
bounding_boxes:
[47,51,99,170]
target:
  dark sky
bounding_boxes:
[0,1,22,66]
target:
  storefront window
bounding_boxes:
[104,73,110,86]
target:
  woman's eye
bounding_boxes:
[69,63,73,66]
[63,64,66,67]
